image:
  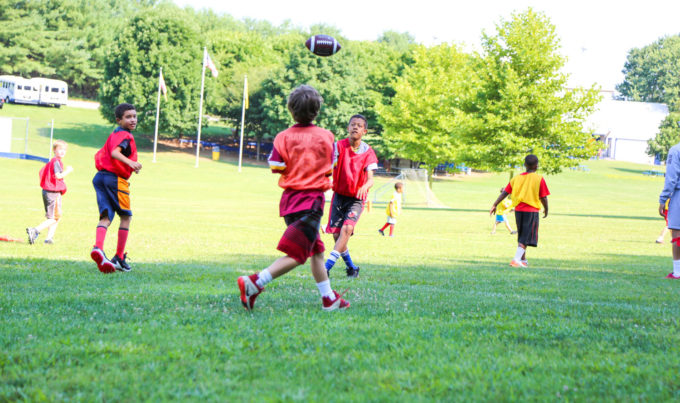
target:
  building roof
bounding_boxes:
[586,99,669,141]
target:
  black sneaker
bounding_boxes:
[26,227,39,244]
[346,266,360,278]
[111,253,132,272]
[44,239,54,244]
[378,229,385,236]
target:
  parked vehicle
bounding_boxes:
[0,75,68,107]
[32,78,68,107]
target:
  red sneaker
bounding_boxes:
[238,274,263,310]
[322,290,350,311]
[91,247,116,274]
[509,260,527,268]
[665,273,680,279]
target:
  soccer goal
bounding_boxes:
[0,116,54,162]
[372,168,447,208]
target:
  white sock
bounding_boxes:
[256,269,273,288]
[327,250,340,263]
[513,246,525,262]
[673,260,680,276]
[316,280,334,298]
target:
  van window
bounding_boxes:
[61,88,65,93]
[45,86,50,91]
[52,88,59,93]
[18,85,23,90]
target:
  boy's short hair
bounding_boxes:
[52,139,67,151]
[395,182,403,190]
[287,85,322,125]
[525,154,538,169]
[114,103,136,120]
[349,114,367,128]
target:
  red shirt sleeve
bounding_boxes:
[539,178,550,198]
[268,145,286,174]
[504,183,512,194]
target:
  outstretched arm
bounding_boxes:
[490,191,509,215]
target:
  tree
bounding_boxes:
[463,8,600,176]
[98,7,202,135]
[378,44,476,183]
[617,35,680,111]
[647,112,680,162]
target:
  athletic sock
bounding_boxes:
[513,246,525,262]
[95,225,107,249]
[316,280,334,299]
[325,250,341,271]
[388,224,395,236]
[255,269,273,288]
[341,249,357,269]
[380,223,390,231]
[673,260,680,277]
[116,228,129,259]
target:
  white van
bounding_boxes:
[32,78,68,107]
[0,75,39,105]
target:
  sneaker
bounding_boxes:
[322,290,350,311]
[111,253,132,272]
[378,229,385,236]
[346,266,360,278]
[509,260,527,268]
[26,227,39,245]
[656,238,664,244]
[91,247,116,274]
[665,273,680,279]
[44,239,54,244]
[237,274,264,310]
[521,260,529,267]
[511,231,517,235]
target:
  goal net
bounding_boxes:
[371,168,447,208]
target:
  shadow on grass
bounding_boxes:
[613,167,663,175]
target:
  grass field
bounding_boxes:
[1,103,679,401]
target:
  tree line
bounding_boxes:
[1,1,602,177]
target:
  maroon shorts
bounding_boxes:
[277,208,325,264]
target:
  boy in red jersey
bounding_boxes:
[490,154,549,268]
[26,140,73,244]
[90,103,142,273]
[237,85,349,311]
[324,114,378,277]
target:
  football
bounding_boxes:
[305,35,342,57]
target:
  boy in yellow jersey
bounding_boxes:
[378,182,403,237]
[491,188,516,235]
[490,155,549,267]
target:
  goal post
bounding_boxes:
[371,168,447,208]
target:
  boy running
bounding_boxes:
[324,114,379,277]
[490,154,549,268]
[237,85,349,311]
[378,182,403,237]
[90,103,142,273]
[659,142,680,279]
[26,140,73,244]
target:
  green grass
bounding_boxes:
[1,103,680,401]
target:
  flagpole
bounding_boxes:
[153,67,162,163]
[195,47,207,168]
[238,75,247,173]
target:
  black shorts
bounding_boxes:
[515,211,539,247]
[325,193,364,234]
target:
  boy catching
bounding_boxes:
[491,188,516,235]
[378,182,403,237]
[324,114,379,277]
[26,140,73,244]
[90,103,142,273]
[659,142,680,279]
[237,85,349,311]
[490,154,549,267]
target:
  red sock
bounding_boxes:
[380,223,390,231]
[389,224,395,236]
[95,226,107,249]
[116,228,129,259]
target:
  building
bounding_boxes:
[586,95,669,165]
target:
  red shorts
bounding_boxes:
[277,208,325,264]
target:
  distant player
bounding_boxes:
[90,103,142,273]
[659,142,680,279]
[324,114,379,277]
[26,140,73,245]
[490,154,549,268]
[491,188,516,235]
[237,85,349,311]
[378,182,403,237]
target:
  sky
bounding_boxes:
[173,0,680,91]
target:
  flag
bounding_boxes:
[244,76,248,109]
[159,70,167,101]
[204,50,218,78]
